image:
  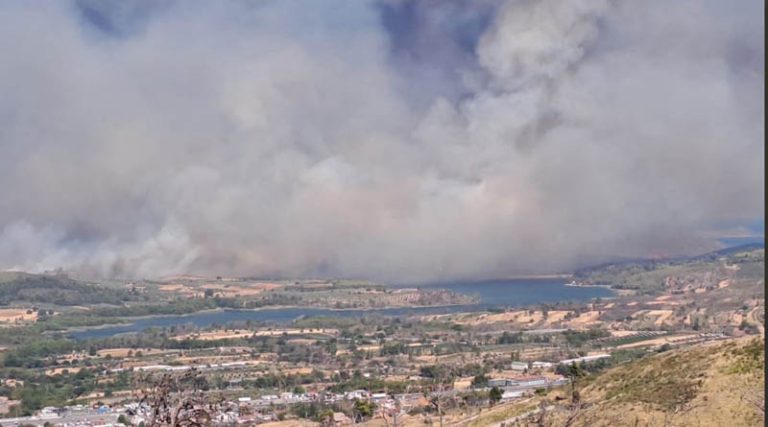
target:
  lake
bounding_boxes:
[69,278,613,340]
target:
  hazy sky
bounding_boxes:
[0,0,763,282]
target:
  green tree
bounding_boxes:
[353,399,375,421]
[471,374,489,388]
[563,363,586,403]
[489,387,503,406]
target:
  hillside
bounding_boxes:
[511,336,765,426]
[573,245,764,295]
[0,272,137,306]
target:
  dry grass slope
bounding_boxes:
[548,337,765,426]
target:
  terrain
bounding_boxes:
[0,244,761,426]
[487,336,764,427]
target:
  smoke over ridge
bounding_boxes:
[0,0,763,282]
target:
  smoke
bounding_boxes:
[0,0,763,282]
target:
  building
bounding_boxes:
[508,376,547,388]
[510,361,528,371]
[558,354,611,365]
[371,393,388,402]
[532,361,554,369]
[501,390,524,400]
[488,378,509,388]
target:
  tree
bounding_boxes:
[488,387,503,406]
[471,374,489,388]
[319,409,335,427]
[132,367,228,426]
[353,399,375,422]
[563,363,586,403]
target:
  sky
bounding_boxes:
[0,0,764,283]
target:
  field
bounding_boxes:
[158,282,283,298]
[0,308,37,325]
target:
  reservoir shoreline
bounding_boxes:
[68,278,614,340]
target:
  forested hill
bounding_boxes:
[572,244,764,294]
[0,272,135,306]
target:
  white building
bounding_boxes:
[371,393,388,402]
[501,390,524,400]
[558,354,611,365]
[508,376,547,388]
[510,362,528,371]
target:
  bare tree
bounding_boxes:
[132,368,229,426]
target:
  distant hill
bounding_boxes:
[575,242,764,274]
[0,271,135,306]
[572,245,764,294]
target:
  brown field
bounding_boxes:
[46,367,83,376]
[616,334,698,349]
[159,281,282,298]
[453,376,473,390]
[609,330,639,337]
[0,308,38,324]
[287,338,316,346]
[630,309,675,326]
[570,310,601,326]
[453,310,572,326]
[545,310,571,323]
[281,367,314,375]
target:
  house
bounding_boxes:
[510,361,528,371]
[531,361,554,369]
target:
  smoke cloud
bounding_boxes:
[0,0,763,282]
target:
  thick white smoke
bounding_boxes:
[0,0,763,282]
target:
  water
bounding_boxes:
[418,277,612,306]
[69,278,613,340]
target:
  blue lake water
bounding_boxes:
[69,278,613,340]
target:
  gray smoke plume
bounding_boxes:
[0,0,763,282]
